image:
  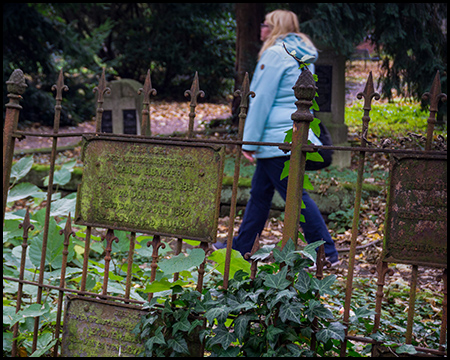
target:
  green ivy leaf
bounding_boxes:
[7,182,45,203]
[207,324,237,351]
[279,302,303,324]
[204,305,230,325]
[10,156,34,182]
[396,344,418,354]
[143,278,189,294]
[264,266,291,290]
[310,98,320,111]
[315,322,346,343]
[233,314,252,341]
[272,238,298,266]
[207,248,250,279]
[310,117,321,137]
[251,244,275,262]
[296,240,325,263]
[167,335,190,355]
[280,159,290,180]
[311,274,337,295]
[158,248,205,275]
[43,168,72,186]
[303,174,314,190]
[294,269,312,293]
[306,151,324,162]
[283,128,293,143]
[29,217,74,269]
[305,299,334,321]
[145,327,166,353]
[172,318,191,336]
[266,325,285,345]
[351,304,377,321]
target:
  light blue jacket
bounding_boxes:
[242,34,320,158]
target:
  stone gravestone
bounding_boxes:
[102,79,143,135]
[314,47,351,168]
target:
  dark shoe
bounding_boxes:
[309,255,340,271]
[212,241,227,251]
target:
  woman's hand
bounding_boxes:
[242,150,256,163]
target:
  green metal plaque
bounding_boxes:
[383,155,447,267]
[61,296,146,357]
[75,135,224,242]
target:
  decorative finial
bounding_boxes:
[138,69,157,105]
[357,71,380,112]
[93,68,111,104]
[51,69,69,102]
[6,69,27,95]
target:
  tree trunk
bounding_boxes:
[232,3,265,124]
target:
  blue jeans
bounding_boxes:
[232,156,338,259]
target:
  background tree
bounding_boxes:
[235,3,447,115]
[3,3,447,127]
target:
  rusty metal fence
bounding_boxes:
[3,66,447,357]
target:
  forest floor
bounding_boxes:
[11,60,445,295]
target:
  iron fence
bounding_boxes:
[3,66,447,357]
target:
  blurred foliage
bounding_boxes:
[3,3,447,127]
[294,3,447,114]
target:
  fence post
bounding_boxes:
[3,69,27,223]
[281,68,316,249]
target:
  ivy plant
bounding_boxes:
[134,239,346,357]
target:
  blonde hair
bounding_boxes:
[258,9,315,59]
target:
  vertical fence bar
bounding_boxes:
[371,261,394,334]
[11,209,34,357]
[422,71,447,151]
[147,235,165,301]
[223,73,254,290]
[185,72,209,295]
[244,235,261,282]
[340,72,379,356]
[80,226,91,293]
[3,69,27,223]
[102,229,119,296]
[53,214,74,357]
[438,269,447,352]
[138,70,157,136]
[93,68,111,134]
[184,71,205,139]
[282,68,316,249]
[125,232,136,301]
[405,265,419,344]
[32,69,68,352]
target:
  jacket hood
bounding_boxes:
[276,33,318,64]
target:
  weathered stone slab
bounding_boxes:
[75,135,224,242]
[383,155,447,267]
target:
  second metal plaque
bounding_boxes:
[383,155,447,267]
